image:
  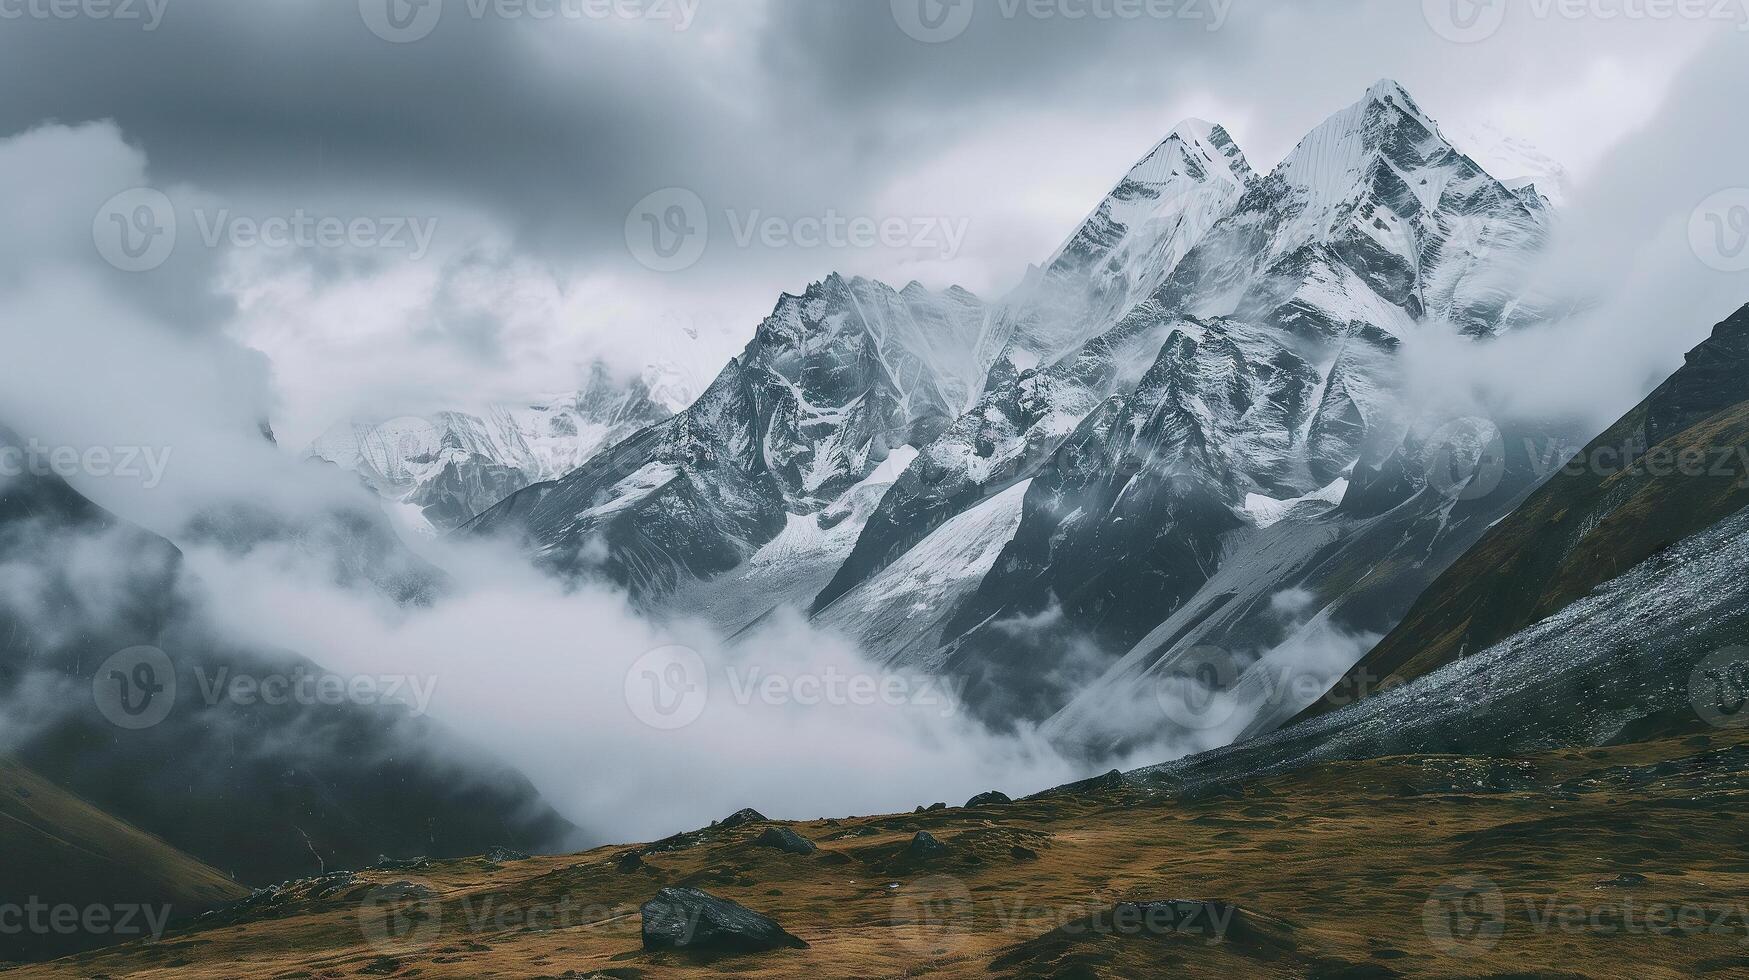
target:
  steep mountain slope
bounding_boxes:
[0,441,577,886]
[985,119,1258,374]
[1306,302,1749,714]
[463,82,1559,744]
[812,122,1260,616]
[308,362,677,533]
[0,755,247,962]
[818,81,1557,729]
[464,275,992,607]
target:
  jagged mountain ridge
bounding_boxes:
[1134,305,1749,792]
[809,81,1558,735]
[463,275,993,604]
[466,82,1564,750]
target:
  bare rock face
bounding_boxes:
[640,887,808,953]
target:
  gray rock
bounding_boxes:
[717,808,767,829]
[752,827,817,855]
[640,887,808,953]
[965,791,1012,807]
[904,831,949,861]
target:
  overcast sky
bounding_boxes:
[1,0,1742,446]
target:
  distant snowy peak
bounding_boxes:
[306,362,674,533]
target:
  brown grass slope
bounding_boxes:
[0,756,247,963]
[7,729,1747,979]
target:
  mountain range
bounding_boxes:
[458,79,1567,748]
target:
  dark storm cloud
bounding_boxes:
[759,0,1257,118]
[0,0,765,256]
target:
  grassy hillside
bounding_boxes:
[0,756,247,963]
[9,729,1747,978]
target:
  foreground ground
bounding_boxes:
[8,729,1748,979]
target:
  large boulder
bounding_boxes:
[752,826,817,855]
[640,887,808,953]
